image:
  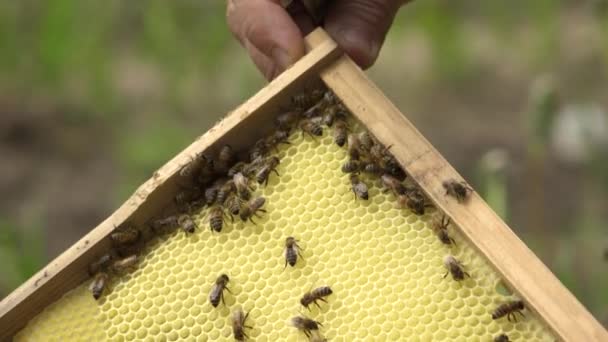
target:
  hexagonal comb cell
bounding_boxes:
[15,129,554,341]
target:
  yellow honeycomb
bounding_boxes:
[16,129,555,341]
[15,284,107,341]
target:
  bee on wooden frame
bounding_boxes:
[110,254,138,274]
[397,187,431,215]
[232,309,252,341]
[443,179,474,203]
[300,286,333,310]
[292,89,324,111]
[433,215,456,246]
[178,213,197,234]
[443,255,470,281]
[89,272,109,300]
[284,236,304,268]
[380,173,407,196]
[110,225,140,247]
[149,215,179,235]
[209,273,232,307]
[492,300,525,322]
[239,197,266,224]
[88,253,113,276]
[275,110,300,131]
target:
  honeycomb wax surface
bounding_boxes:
[16,130,555,341]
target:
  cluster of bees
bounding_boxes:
[87,86,528,341]
[329,97,526,341]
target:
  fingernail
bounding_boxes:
[271,47,293,69]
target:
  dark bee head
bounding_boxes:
[494,334,510,342]
[218,274,229,283]
[286,236,296,246]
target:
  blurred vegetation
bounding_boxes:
[0,0,606,327]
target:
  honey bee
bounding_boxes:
[284,237,303,268]
[178,214,197,234]
[300,118,323,138]
[292,89,324,111]
[209,273,232,307]
[347,133,361,160]
[492,300,525,322]
[433,215,456,246]
[174,187,202,207]
[291,316,322,338]
[321,105,337,127]
[443,255,470,281]
[383,157,407,181]
[249,138,270,162]
[239,197,266,223]
[397,188,429,215]
[228,161,247,178]
[179,152,204,179]
[333,119,349,147]
[110,225,140,247]
[350,174,369,200]
[494,334,510,342]
[218,144,234,163]
[255,156,280,186]
[217,180,236,205]
[150,215,179,235]
[208,206,227,232]
[89,271,108,300]
[233,172,253,200]
[324,103,348,127]
[362,160,383,176]
[88,253,113,276]
[300,286,333,310]
[110,254,138,274]
[443,179,474,203]
[232,309,252,341]
[275,110,300,130]
[267,129,291,147]
[341,159,361,174]
[358,131,376,152]
[380,174,407,196]
[204,181,222,206]
[369,143,392,164]
[224,194,242,216]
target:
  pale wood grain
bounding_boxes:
[318,40,608,341]
[0,28,339,340]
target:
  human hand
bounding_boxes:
[226,0,410,80]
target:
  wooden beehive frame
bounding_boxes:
[0,29,605,341]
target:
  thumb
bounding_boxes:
[325,0,406,69]
[227,0,305,79]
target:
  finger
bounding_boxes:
[325,0,407,69]
[227,0,305,79]
[284,1,316,36]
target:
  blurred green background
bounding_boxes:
[0,0,606,327]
